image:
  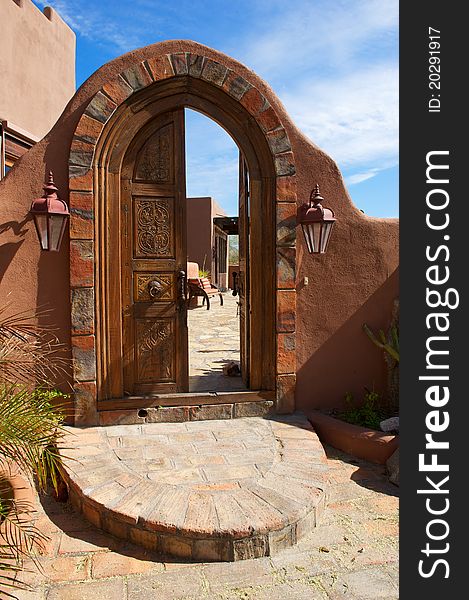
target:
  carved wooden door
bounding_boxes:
[121,109,188,395]
[238,152,250,386]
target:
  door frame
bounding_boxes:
[93,79,275,405]
[68,55,298,424]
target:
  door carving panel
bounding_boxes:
[121,110,188,396]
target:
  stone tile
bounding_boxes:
[187,53,205,77]
[69,191,94,240]
[277,175,297,202]
[183,492,218,535]
[240,87,268,115]
[145,407,190,423]
[270,544,340,580]
[101,76,134,105]
[72,382,97,426]
[70,240,94,288]
[46,578,125,600]
[255,581,329,599]
[203,557,274,591]
[233,401,273,418]
[84,91,117,124]
[189,403,232,420]
[200,59,228,86]
[159,535,192,559]
[69,138,94,170]
[145,56,174,80]
[320,566,398,599]
[91,551,155,578]
[71,287,94,335]
[277,333,296,374]
[127,569,206,599]
[169,52,188,75]
[71,335,96,382]
[276,374,296,414]
[222,70,252,100]
[275,152,296,176]
[68,166,93,192]
[277,202,297,246]
[120,62,153,91]
[256,105,282,133]
[1,587,44,600]
[202,464,259,482]
[267,127,292,154]
[277,290,296,333]
[277,246,296,289]
[57,530,114,554]
[74,113,104,146]
[41,555,90,583]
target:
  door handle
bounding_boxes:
[232,271,238,296]
[148,279,163,299]
[177,270,187,306]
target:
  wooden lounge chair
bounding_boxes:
[187,277,223,310]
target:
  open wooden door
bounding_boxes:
[238,152,250,387]
[121,109,188,396]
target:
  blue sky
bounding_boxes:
[35,0,398,217]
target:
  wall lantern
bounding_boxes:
[30,171,69,252]
[297,184,336,254]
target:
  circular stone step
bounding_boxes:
[60,414,329,561]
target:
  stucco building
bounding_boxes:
[0,0,75,176]
[187,196,231,290]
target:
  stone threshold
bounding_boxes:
[60,414,329,561]
[96,395,275,426]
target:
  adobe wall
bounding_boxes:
[186,197,215,275]
[0,40,398,415]
[0,0,75,139]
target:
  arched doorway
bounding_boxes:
[94,79,275,408]
[68,51,298,423]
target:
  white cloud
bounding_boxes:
[281,64,398,172]
[36,1,147,52]
[239,0,398,80]
[346,170,381,185]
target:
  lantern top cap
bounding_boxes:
[310,183,325,207]
[43,171,58,197]
[30,170,69,216]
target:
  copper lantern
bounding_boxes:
[297,184,336,254]
[30,171,69,252]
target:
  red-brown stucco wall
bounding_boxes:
[0,40,398,412]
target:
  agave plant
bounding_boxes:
[0,304,68,596]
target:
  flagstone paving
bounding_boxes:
[3,441,398,600]
[188,292,246,393]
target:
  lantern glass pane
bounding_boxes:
[49,214,66,252]
[304,222,322,253]
[320,222,332,253]
[34,213,49,250]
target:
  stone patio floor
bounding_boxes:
[3,444,398,599]
[188,293,246,393]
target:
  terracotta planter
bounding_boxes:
[307,410,399,465]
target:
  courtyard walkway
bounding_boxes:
[4,443,398,599]
[188,293,246,393]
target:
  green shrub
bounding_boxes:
[339,388,386,430]
[0,305,68,595]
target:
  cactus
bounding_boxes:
[363,324,399,363]
[363,299,399,413]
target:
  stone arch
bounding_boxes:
[68,50,298,425]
